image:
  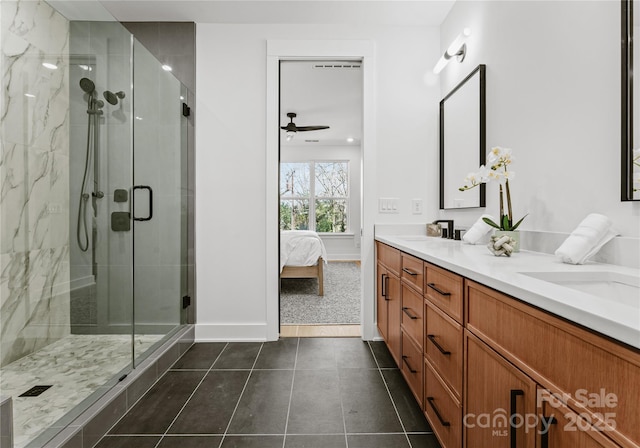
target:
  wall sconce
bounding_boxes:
[433,28,472,74]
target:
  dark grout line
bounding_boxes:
[281,337,300,448]
[154,342,230,448]
[366,341,414,448]
[217,342,266,448]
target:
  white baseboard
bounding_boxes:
[195,323,268,342]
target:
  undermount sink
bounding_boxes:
[519,271,640,307]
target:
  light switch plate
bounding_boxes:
[379,198,399,214]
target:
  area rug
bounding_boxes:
[280,262,361,324]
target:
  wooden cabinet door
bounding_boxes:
[465,332,537,448]
[539,394,621,448]
[377,262,389,341]
[377,262,401,365]
[386,271,401,365]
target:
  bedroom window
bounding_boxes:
[280,161,349,233]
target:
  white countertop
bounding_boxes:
[375,235,640,350]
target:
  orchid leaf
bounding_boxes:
[482,217,501,229]
[502,215,511,231]
[511,214,528,231]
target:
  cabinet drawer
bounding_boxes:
[425,263,463,323]
[377,242,400,275]
[424,359,462,448]
[401,284,424,350]
[401,330,423,407]
[466,280,640,448]
[401,253,424,294]
[425,301,463,400]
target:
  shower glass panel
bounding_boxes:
[131,40,185,364]
[0,1,188,446]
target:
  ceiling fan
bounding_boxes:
[281,112,329,140]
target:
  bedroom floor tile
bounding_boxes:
[94,339,440,448]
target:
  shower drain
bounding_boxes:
[19,385,52,397]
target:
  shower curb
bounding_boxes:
[37,325,195,448]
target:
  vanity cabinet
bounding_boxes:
[466,280,640,448]
[464,331,537,448]
[375,239,639,448]
[376,242,402,365]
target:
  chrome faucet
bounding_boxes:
[433,220,454,239]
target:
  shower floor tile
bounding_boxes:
[0,334,161,448]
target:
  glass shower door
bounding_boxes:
[131,39,186,363]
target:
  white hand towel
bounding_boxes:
[462,214,496,245]
[554,213,619,265]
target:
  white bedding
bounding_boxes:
[280,230,328,272]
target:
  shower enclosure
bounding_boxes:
[0,1,191,446]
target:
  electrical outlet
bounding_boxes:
[411,199,423,214]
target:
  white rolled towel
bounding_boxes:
[462,214,496,245]
[554,213,619,264]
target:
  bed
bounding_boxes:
[280,230,328,296]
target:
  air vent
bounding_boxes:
[304,140,320,143]
[313,63,361,70]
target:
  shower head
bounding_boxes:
[103,90,126,105]
[79,77,95,94]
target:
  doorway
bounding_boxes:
[278,60,363,337]
[265,40,376,342]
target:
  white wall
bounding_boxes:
[196,24,441,339]
[281,145,361,260]
[435,1,640,237]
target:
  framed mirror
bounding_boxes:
[440,64,486,209]
[622,0,640,200]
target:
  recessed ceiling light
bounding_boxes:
[347,137,355,143]
[135,116,143,121]
[24,93,35,98]
[42,62,58,70]
[78,65,92,71]
[179,96,184,100]
[162,64,172,72]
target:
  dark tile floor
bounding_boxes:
[95,338,441,448]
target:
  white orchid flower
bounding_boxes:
[488,147,502,164]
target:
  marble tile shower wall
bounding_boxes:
[0,0,71,367]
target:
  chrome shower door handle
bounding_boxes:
[132,185,153,221]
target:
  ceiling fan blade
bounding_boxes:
[295,126,330,131]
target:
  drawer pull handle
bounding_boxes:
[402,267,418,276]
[510,389,524,448]
[402,355,417,373]
[427,397,450,427]
[427,334,451,355]
[540,416,557,448]
[427,283,451,296]
[402,307,418,320]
